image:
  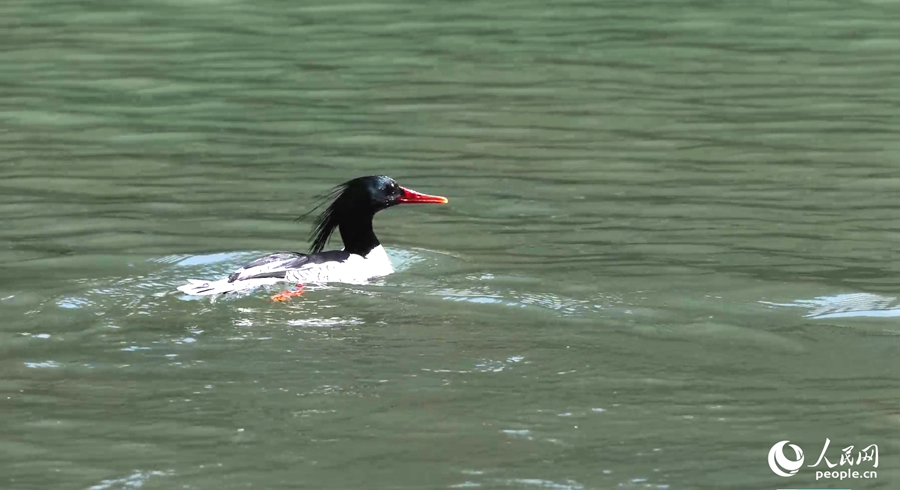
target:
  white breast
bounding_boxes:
[285,245,394,285]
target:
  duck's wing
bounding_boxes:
[227,250,352,282]
[177,250,353,296]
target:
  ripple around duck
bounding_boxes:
[54,247,621,325]
[87,470,174,490]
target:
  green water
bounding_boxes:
[2,0,899,489]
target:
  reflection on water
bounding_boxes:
[23,360,60,369]
[763,293,900,320]
[448,470,667,489]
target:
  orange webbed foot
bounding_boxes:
[270,284,305,302]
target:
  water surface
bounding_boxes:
[1,0,899,489]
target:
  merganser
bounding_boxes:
[176,175,448,297]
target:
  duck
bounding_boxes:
[176,175,448,298]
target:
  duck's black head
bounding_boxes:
[303,175,448,255]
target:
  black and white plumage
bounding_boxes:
[176,175,448,296]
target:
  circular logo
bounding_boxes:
[768,440,805,477]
